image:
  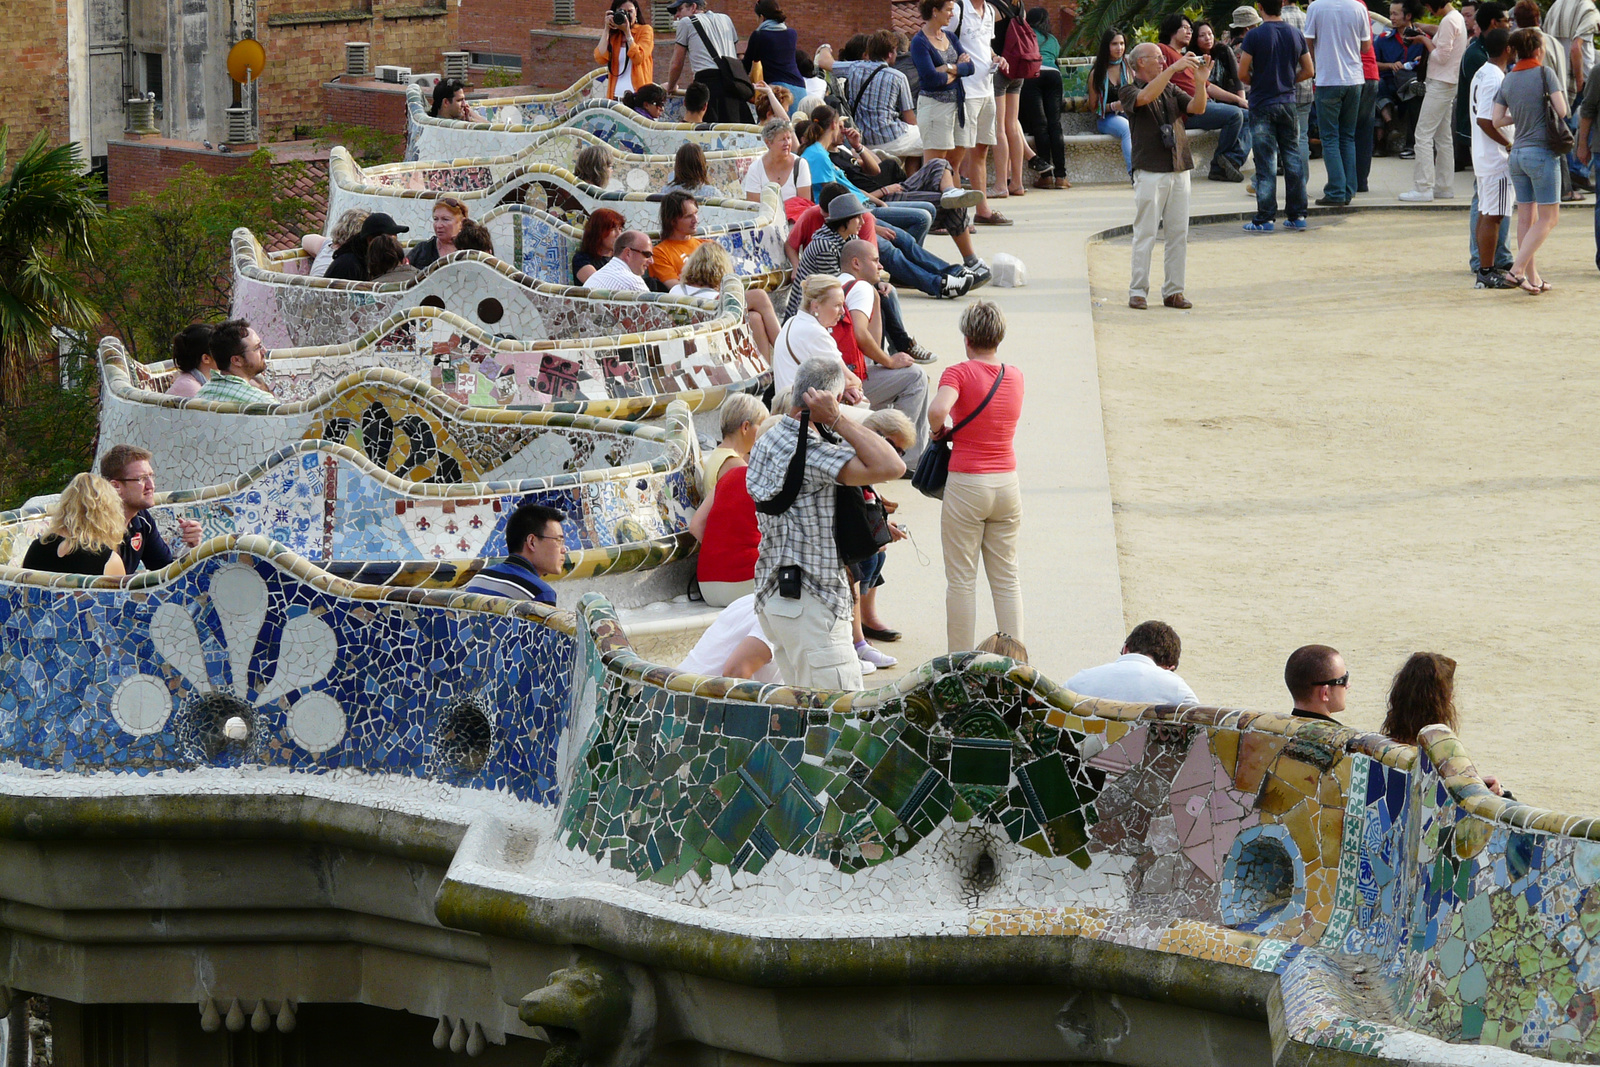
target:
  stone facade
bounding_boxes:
[0,0,70,150]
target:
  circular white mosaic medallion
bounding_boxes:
[110,674,173,737]
[287,691,346,755]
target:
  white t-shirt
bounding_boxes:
[1303,0,1372,87]
[771,311,843,396]
[836,273,876,322]
[742,154,812,200]
[955,0,999,98]
[1470,61,1511,178]
[668,282,718,298]
[309,240,336,277]
[1066,653,1199,706]
[582,257,649,292]
[679,595,780,683]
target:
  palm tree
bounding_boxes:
[0,127,101,407]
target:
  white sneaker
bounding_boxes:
[1434,188,1456,199]
[857,642,898,668]
[940,187,984,210]
[859,658,878,675]
[1398,189,1434,202]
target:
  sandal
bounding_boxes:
[1517,276,1542,294]
[1008,181,1027,196]
[1539,280,1553,291]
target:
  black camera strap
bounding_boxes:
[753,411,810,516]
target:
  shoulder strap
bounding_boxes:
[851,65,888,115]
[753,411,810,515]
[948,364,1005,438]
[688,14,727,58]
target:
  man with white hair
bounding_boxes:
[745,358,906,690]
[1121,42,1210,310]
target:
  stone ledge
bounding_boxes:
[266,8,374,26]
[381,4,447,18]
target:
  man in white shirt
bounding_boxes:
[1469,28,1518,287]
[581,230,652,292]
[1066,621,1199,705]
[1400,0,1470,200]
[837,239,931,465]
[1304,0,1374,205]
[954,0,1014,225]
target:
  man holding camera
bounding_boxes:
[665,0,756,124]
[1121,42,1210,310]
[746,357,906,691]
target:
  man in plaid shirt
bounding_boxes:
[746,358,906,690]
[844,30,924,161]
[192,320,275,406]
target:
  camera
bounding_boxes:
[777,565,803,600]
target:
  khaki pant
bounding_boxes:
[940,470,1023,653]
[759,586,864,691]
[1411,77,1456,196]
[1129,168,1191,301]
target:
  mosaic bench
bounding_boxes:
[374,126,759,203]
[406,78,764,164]
[0,567,1595,1063]
[7,403,696,588]
[97,303,763,487]
[327,148,772,253]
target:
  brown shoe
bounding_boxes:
[1129,295,1148,310]
[1163,293,1193,309]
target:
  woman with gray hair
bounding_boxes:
[926,301,1024,652]
[743,118,813,203]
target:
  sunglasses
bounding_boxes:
[1314,672,1350,688]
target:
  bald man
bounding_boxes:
[838,238,932,465]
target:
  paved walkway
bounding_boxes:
[871,153,1480,683]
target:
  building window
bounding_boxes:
[652,2,674,33]
[469,51,522,71]
[140,52,163,103]
[552,0,577,24]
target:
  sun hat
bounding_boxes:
[1230,5,1262,28]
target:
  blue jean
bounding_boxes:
[871,203,933,244]
[1469,188,1513,272]
[1296,99,1312,169]
[1509,144,1560,204]
[1315,84,1361,201]
[1098,113,1133,171]
[1185,101,1247,166]
[1250,102,1307,223]
[881,287,913,351]
[878,226,959,297]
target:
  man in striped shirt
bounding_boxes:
[462,504,567,605]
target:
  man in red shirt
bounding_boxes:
[1158,13,1249,181]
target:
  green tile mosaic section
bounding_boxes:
[1318,753,1369,950]
[557,656,1107,881]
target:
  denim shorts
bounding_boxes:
[1508,143,1559,205]
[995,73,1025,95]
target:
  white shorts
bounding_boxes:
[967,93,998,147]
[867,125,924,160]
[917,97,960,150]
[1476,170,1514,217]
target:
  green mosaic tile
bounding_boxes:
[762,785,823,850]
[863,742,934,813]
[950,736,1012,786]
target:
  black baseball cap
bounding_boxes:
[359,212,410,238]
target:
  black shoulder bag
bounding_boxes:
[911,364,1005,500]
[689,15,757,102]
[754,412,891,567]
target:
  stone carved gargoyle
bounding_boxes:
[518,950,656,1067]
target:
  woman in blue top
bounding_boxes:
[911,0,976,174]
[1087,29,1133,173]
[743,0,808,112]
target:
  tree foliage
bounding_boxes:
[0,336,100,510]
[1071,0,1211,55]
[0,128,102,407]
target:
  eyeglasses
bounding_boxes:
[534,533,565,543]
[112,475,156,487]
[621,244,652,257]
[1314,672,1350,688]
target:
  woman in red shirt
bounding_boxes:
[689,413,775,606]
[926,301,1024,652]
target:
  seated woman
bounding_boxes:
[744,118,813,211]
[687,401,774,607]
[621,83,667,120]
[976,631,1029,661]
[668,243,780,359]
[678,593,780,682]
[573,144,617,190]
[367,234,421,284]
[649,191,704,285]
[302,208,368,277]
[696,391,766,495]
[753,83,795,124]
[573,208,627,284]
[406,196,468,270]
[22,473,128,578]
[165,323,215,398]
[663,143,722,199]
[1382,652,1506,796]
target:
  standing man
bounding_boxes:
[99,444,202,573]
[664,0,754,124]
[1157,14,1248,181]
[1469,28,1518,287]
[1544,0,1599,190]
[1284,644,1348,723]
[1241,0,1314,231]
[1304,0,1374,205]
[1400,0,1469,201]
[955,0,1015,225]
[1121,42,1209,310]
[462,504,568,604]
[1280,0,1318,171]
[193,320,274,405]
[1573,52,1600,266]
[746,358,905,691]
[1459,4,1515,273]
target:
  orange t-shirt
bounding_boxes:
[650,237,703,284]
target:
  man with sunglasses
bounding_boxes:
[462,504,568,605]
[1284,643,1349,722]
[100,444,202,573]
[581,230,654,292]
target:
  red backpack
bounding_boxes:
[1001,14,1042,80]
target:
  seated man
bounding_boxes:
[99,444,202,573]
[193,320,274,405]
[461,503,568,604]
[649,191,704,285]
[1285,643,1348,722]
[1066,620,1199,704]
[682,80,711,124]
[837,238,932,465]
[583,229,654,291]
[165,323,215,398]
[431,78,485,122]
[843,30,924,163]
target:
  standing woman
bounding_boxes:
[927,301,1023,653]
[406,196,468,269]
[990,0,1042,196]
[1018,7,1068,188]
[1493,27,1566,292]
[1088,29,1133,174]
[743,0,808,108]
[911,0,976,178]
[594,0,654,101]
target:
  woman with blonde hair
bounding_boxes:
[303,208,368,277]
[771,274,860,401]
[689,396,775,606]
[669,243,781,359]
[22,474,129,577]
[406,196,469,270]
[927,300,1024,652]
